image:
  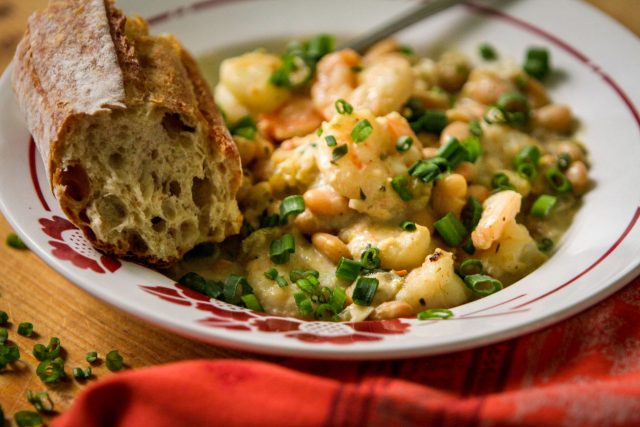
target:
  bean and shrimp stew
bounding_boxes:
[168,36,590,322]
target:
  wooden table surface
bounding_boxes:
[0,0,638,423]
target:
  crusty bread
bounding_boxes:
[12,0,242,266]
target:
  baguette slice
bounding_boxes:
[12,0,243,267]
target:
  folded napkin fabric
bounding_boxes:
[54,277,640,427]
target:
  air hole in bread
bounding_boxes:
[151,149,159,160]
[191,176,212,208]
[162,199,176,220]
[168,180,181,197]
[96,194,127,227]
[151,216,166,232]
[162,112,195,138]
[109,152,124,170]
[127,230,148,253]
[60,164,90,202]
[180,220,197,243]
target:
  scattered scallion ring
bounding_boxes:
[391,175,413,201]
[335,257,361,282]
[241,294,264,312]
[464,274,503,296]
[395,135,413,152]
[13,411,43,427]
[434,212,468,247]
[335,99,353,115]
[351,119,373,143]
[459,259,484,276]
[417,308,454,320]
[269,234,296,264]
[401,221,417,232]
[105,350,124,372]
[279,195,305,223]
[325,135,337,147]
[332,144,348,162]
[545,167,572,193]
[352,277,379,306]
[530,194,557,217]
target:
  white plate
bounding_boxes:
[1,0,639,359]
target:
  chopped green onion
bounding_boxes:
[557,153,571,170]
[26,389,54,412]
[461,197,483,232]
[276,276,289,288]
[411,110,448,134]
[496,92,529,116]
[437,137,468,169]
[332,144,348,162]
[105,350,124,372]
[0,310,7,324]
[17,322,33,337]
[241,294,264,312]
[399,45,414,56]
[360,246,381,270]
[434,212,468,247]
[229,116,257,140]
[294,292,313,316]
[296,278,318,294]
[484,106,507,124]
[401,221,417,232]
[31,342,49,361]
[461,136,482,163]
[314,303,337,320]
[335,257,361,281]
[352,277,379,306]
[531,194,557,217]
[491,172,516,192]
[459,259,484,276]
[538,238,554,252]
[325,135,337,147]
[462,239,475,255]
[269,234,295,264]
[514,145,541,167]
[464,274,503,296]
[479,43,497,60]
[351,119,373,143]
[335,99,353,115]
[264,268,278,280]
[408,157,449,183]
[330,287,347,312]
[86,351,98,364]
[395,135,413,152]
[72,367,92,381]
[279,195,305,222]
[32,337,61,362]
[259,212,281,228]
[224,275,252,304]
[14,411,43,427]
[6,233,28,250]
[0,342,20,369]
[516,162,538,180]
[0,327,7,345]
[417,308,454,320]
[545,167,572,192]
[178,272,223,299]
[316,127,324,137]
[469,120,482,137]
[524,47,550,80]
[391,175,412,201]
[36,357,65,383]
[290,269,319,282]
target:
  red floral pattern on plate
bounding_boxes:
[141,283,411,344]
[39,216,121,274]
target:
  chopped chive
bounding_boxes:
[479,43,497,60]
[72,367,91,381]
[223,275,252,304]
[351,119,373,143]
[314,303,337,320]
[259,212,281,228]
[437,137,468,169]
[280,195,305,222]
[484,106,507,124]
[514,145,541,168]
[36,357,65,383]
[459,259,484,276]
[264,268,278,280]
[330,287,347,312]
[17,322,33,337]
[335,99,353,115]
[417,308,454,320]
[178,272,223,299]
[491,172,516,192]
[469,120,482,136]
[434,212,468,247]
[332,144,348,161]
[296,278,318,294]
[316,127,324,137]
[391,175,412,201]
[32,337,60,362]
[496,92,529,116]
[275,276,289,288]
[0,342,20,368]
[289,269,319,282]
[14,411,43,427]
[516,162,538,180]
[524,47,550,80]
[545,167,572,193]
[335,257,361,281]
[395,135,413,152]
[6,233,28,250]
[105,350,124,372]
[538,237,554,252]
[531,194,557,217]
[269,234,295,264]
[0,310,7,324]
[294,292,313,316]
[360,246,381,270]
[352,277,379,306]
[464,274,503,296]
[412,110,448,134]
[241,294,264,312]
[401,220,417,232]
[26,389,54,412]
[86,351,98,364]
[0,327,7,345]
[408,157,449,183]
[461,197,483,232]
[461,136,482,163]
[229,116,257,140]
[398,45,414,55]
[462,239,475,255]
[325,135,337,147]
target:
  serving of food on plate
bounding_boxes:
[1,0,638,358]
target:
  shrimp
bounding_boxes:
[471,190,522,250]
[312,50,414,120]
[258,96,324,141]
[315,111,427,221]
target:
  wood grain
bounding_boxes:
[0,0,638,423]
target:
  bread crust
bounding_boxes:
[12,0,242,266]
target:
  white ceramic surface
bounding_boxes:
[1,0,639,359]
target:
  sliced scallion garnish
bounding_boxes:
[241,294,264,312]
[434,212,468,247]
[335,257,361,282]
[279,195,305,223]
[531,194,557,217]
[325,135,337,147]
[351,119,373,143]
[269,234,295,264]
[417,308,454,320]
[391,175,412,201]
[459,259,484,276]
[395,135,413,152]
[463,274,503,296]
[105,350,124,372]
[545,167,572,193]
[335,99,353,115]
[352,277,379,306]
[332,144,348,162]
[401,220,417,232]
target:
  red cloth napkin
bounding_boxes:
[54,277,640,427]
